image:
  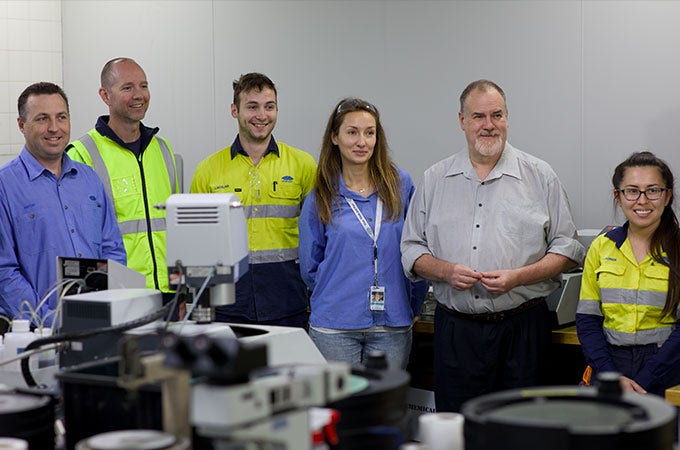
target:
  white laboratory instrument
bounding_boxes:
[164,193,249,320]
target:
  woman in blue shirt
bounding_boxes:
[299,98,426,369]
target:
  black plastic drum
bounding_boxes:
[462,382,677,450]
[0,392,54,450]
[328,353,412,450]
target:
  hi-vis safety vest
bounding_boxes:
[67,130,179,292]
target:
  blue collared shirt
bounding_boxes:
[0,148,126,322]
[299,168,427,329]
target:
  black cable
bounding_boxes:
[20,301,173,388]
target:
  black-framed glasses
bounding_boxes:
[335,98,378,116]
[617,187,668,201]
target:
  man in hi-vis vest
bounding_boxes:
[67,58,180,309]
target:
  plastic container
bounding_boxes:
[0,437,29,449]
[33,327,57,368]
[0,392,54,450]
[0,335,5,371]
[3,320,37,372]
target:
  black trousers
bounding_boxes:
[433,299,550,412]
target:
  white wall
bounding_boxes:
[0,0,63,166]
[61,0,680,230]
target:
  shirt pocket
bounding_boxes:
[595,262,625,288]
[496,200,548,244]
[270,182,302,202]
[643,263,669,293]
[78,200,105,249]
[16,208,59,255]
[110,175,141,199]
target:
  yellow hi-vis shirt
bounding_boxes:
[578,229,675,346]
[191,141,316,263]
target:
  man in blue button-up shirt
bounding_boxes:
[0,82,126,326]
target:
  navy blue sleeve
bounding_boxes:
[575,312,617,373]
[635,322,680,392]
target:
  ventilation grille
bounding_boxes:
[175,206,220,224]
[65,301,109,320]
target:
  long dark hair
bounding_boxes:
[613,151,680,317]
[315,98,402,224]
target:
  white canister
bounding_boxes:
[3,320,37,372]
[0,437,29,449]
[418,412,464,450]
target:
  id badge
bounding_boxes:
[369,286,386,311]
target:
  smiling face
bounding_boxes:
[18,93,70,166]
[99,60,150,124]
[332,110,377,168]
[459,87,508,160]
[231,87,277,145]
[615,165,672,233]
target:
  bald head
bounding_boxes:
[101,57,143,89]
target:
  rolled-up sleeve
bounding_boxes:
[400,179,431,282]
[545,175,585,266]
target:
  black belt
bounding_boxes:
[438,297,546,323]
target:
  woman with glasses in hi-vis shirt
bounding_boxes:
[577,151,680,396]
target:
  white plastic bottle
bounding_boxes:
[0,437,28,449]
[3,320,38,372]
[0,335,5,371]
[34,327,56,368]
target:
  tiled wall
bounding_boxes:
[0,0,63,166]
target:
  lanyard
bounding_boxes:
[344,196,383,286]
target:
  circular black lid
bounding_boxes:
[462,386,677,450]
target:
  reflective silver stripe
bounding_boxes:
[249,247,298,264]
[576,299,602,316]
[243,204,300,219]
[600,288,667,308]
[174,153,184,193]
[604,325,673,346]
[119,217,167,235]
[156,137,177,194]
[79,133,114,205]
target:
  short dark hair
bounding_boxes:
[18,82,69,120]
[232,73,277,109]
[459,79,506,114]
[100,57,138,89]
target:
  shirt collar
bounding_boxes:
[230,135,279,159]
[445,142,521,181]
[19,147,77,181]
[95,115,159,151]
[606,223,629,249]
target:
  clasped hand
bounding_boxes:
[445,263,519,295]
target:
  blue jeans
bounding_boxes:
[309,327,412,370]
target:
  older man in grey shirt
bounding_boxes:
[401,79,585,412]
